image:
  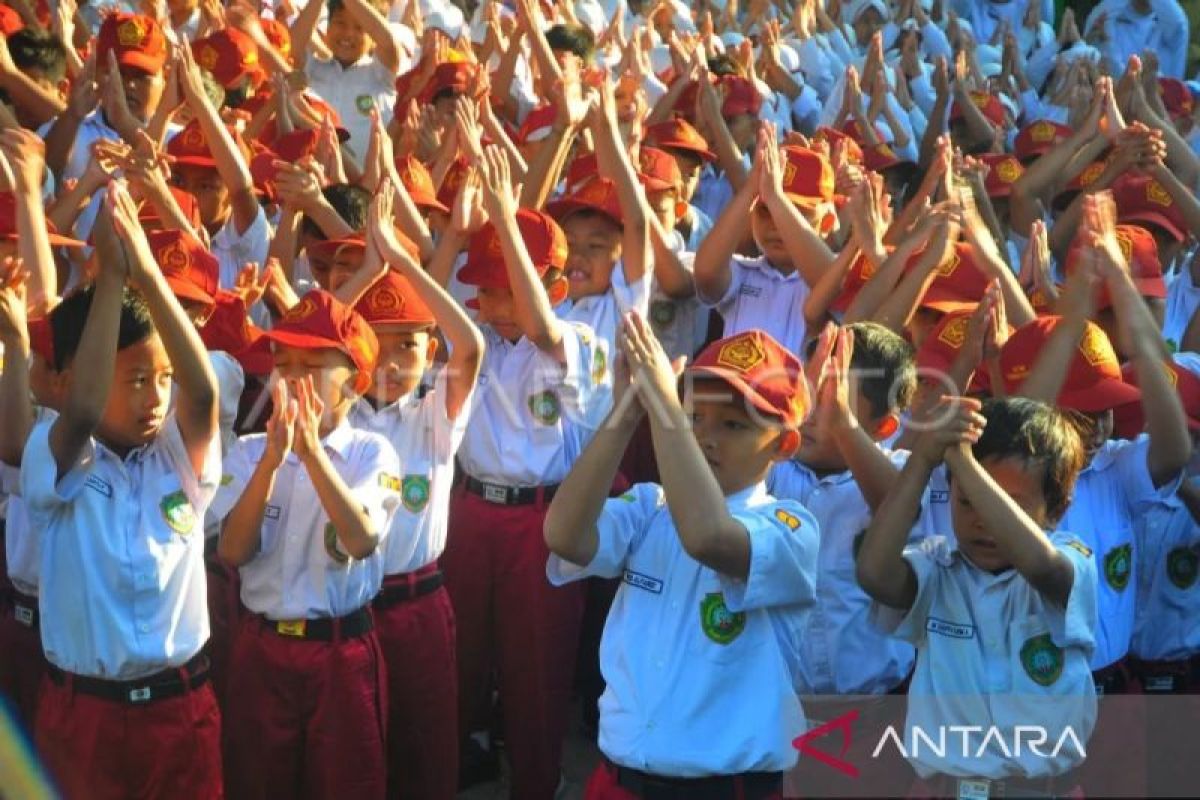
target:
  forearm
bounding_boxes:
[303,448,379,559]
[497,216,560,350]
[217,458,277,566]
[648,214,695,299]
[270,208,302,286]
[856,451,930,608]
[43,109,84,181]
[303,197,355,239]
[1017,314,1087,403]
[290,0,325,67]
[0,71,66,127]
[593,114,649,284]
[874,260,938,333]
[832,422,901,512]
[387,183,435,263]
[693,186,753,301]
[805,242,857,327]
[345,0,400,72]
[13,193,58,314]
[56,270,123,456]
[519,123,575,210]
[763,194,835,287]
[426,229,467,288]
[0,333,32,466]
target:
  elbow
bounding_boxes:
[855,558,884,600]
[344,530,380,561]
[217,535,251,568]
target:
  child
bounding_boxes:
[214,288,399,800]
[544,321,819,796]
[350,185,485,799]
[644,117,717,251]
[857,395,1097,796]
[21,183,222,799]
[443,147,603,800]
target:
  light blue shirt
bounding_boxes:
[548,482,819,777]
[1131,481,1200,662]
[704,255,812,356]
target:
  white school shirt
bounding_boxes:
[211,421,401,619]
[348,369,472,575]
[648,244,707,364]
[1162,266,1200,353]
[210,206,274,329]
[305,52,398,167]
[1084,0,1188,79]
[872,534,1098,780]
[547,482,819,777]
[703,255,811,356]
[2,407,58,595]
[21,414,221,680]
[1130,484,1200,662]
[1057,436,1182,669]
[768,450,935,695]
[457,319,601,487]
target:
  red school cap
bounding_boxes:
[457,209,568,289]
[97,12,167,75]
[199,290,274,376]
[354,271,436,327]
[687,329,810,429]
[645,117,717,163]
[262,289,380,394]
[148,228,218,307]
[1014,120,1072,162]
[1062,224,1166,308]
[193,28,264,90]
[0,192,84,247]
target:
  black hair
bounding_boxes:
[49,286,155,372]
[301,184,371,240]
[224,78,251,110]
[8,29,68,83]
[972,397,1086,524]
[545,24,595,62]
[845,322,917,419]
[707,54,741,78]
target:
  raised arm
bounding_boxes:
[342,0,402,74]
[590,76,650,286]
[692,154,759,303]
[291,0,326,69]
[0,261,32,467]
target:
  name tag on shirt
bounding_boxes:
[85,474,113,498]
[929,490,949,503]
[623,570,663,595]
[739,285,763,298]
[264,505,281,520]
[927,617,976,639]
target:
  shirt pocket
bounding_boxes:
[1008,615,1065,694]
[150,474,201,542]
[258,503,284,554]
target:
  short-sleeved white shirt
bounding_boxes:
[704,255,811,355]
[305,53,398,167]
[1131,485,1200,661]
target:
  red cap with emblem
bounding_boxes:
[645,117,717,163]
[394,155,449,214]
[830,251,885,314]
[199,290,273,375]
[719,75,763,118]
[457,209,568,288]
[638,147,682,192]
[148,229,218,306]
[421,62,477,104]
[915,309,1013,394]
[860,141,910,173]
[779,146,835,209]
[260,18,292,63]
[1057,158,1109,204]
[97,12,167,74]
[262,289,380,394]
[1159,77,1195,120]
[0,5,24,35]
[138,185,202,231]
[976,153,1025,198]
[0,192,83,247]
[915,243,991,313]
[1116,356,1200,435]
[950,90,1006,128]
[354,271,436,327]
[167,119,250,169]
[813,125,865,166]
[547,176,624,224]
[517,104,558,145]
[687,329,810,429]
[1063,224,1166,308]
[1112,172,1188,242]
[999,316,1141,412]
[1014,120,1072,162]
[192,28,263,89]
[435,157,470,210]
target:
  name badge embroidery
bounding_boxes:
[926,617,976,639]
[85,474,113,498]
[623,570,663,594]
[929,490,949,504]
[264,505,281,520]
[739,285,763,298]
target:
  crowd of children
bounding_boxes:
[0,1,1198,799]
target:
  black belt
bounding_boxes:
[462,475,559,506]
[1092,658,1133,695]
[258,606,373,641]
[8,590,38,629]
[373,565,443,608]
[47,653,210,705]
[924,772,1075,799]
[1129,654,1200,693]
[604,758,781,800]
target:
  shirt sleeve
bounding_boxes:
[1044,532,1100,653]
[546,483,660,584]
[719,501,819,613]
[705,257,748,309]
[207,435,262,522]
[20,417,95,515]
[612,259,652,317]
[870,535,953,646]
[1112,435,1183,515]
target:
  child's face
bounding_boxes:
[119,65,165,125]
[952,456,1051,573]
[272,344,358,429]
[669,150,704,203]
[686,380,792,495]
[369,324,437,405]
[796,384,884,471]
[95,333,172,450]
[173,165,230,230]
[750,203,792,269]
[646,188,679,231]
[327,8,372,66]
[473,286,522,341]
[726,113,759,152]
[307,247,365,293]
[562,212,622,300]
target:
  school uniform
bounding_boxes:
[305,52,398,166]
[350,368,472,800]
[872,533,1098,795]
[0,462,43,730]
[214,421,401,800]
[21,414,223,800]
[546,482,818,797]
[701,255,812,356]
[442,318,602,800]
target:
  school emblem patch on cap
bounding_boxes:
[160,490,197,535]
[1104,543,1132,590]
[118,17,146,46]
[181,124,206,150]
[1167,546,1199,589]
[700,592,745,645]
[995,158,1022,184]
[284,296,319,322]
[1079,162,1106,188]
[1078,326,1114,368]
[937,315,970,348]
[401,475,430,513]
[716,333,766,373]
[159,240,189,272]
[1019,634,1064,686]
[324,523,349,564]
[1031,121,1057,143]
[528,390,561,425]
[1146,180,1173,207]
[366,285,404,316]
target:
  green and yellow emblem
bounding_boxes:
[324,523,349,564]
[160,490,197,535]
[650,300,676,327]
[1104,543,1132,590]
[1167,546,1199,590]
[356,94,375,115]
[1020,634,1064,686]
[402,475,431,513]
[700,592,745,645]
[592,345,607,383]
[528,390,561,425]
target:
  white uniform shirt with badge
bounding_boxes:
[1057,435,1182,669]
[210,420,400,619]
[210,206,274,327]
[768,449,936,695]
[458,318,600,487]
[305,52,398,166]
[349,368,472,575]
[21,414,221,680]
[648,241,708,363]
[1131,480,1200,663]
[871,534,1098,780]
[2,407,58,596]
[1162,265,1200,353]
[547,482,820,777]
[703,255,812,356]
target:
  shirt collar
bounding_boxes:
[725,481,771,511]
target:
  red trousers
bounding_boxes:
[35,674,223,800]
[222,618,387,800]
[584,762,786,800]
[442,489,586,800]
[374,578,459,800]
[203,553,240,705]
[0,591,45,730]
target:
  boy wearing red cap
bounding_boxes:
[645,117,718,250]
[20,184,222,800]
[544,320,819,798]
[347,186,485,799]
[444,148,604,800]
[214,288,401,800]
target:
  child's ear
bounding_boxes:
[546,275,570,306]
[775,429,801,460]
[871,413,900,442]
[55,79,71,104]
[425,335,440,363]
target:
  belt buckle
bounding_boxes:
[13,604,34,627]
[276,619,307,637]
[1145,674,1176,693]
[957,778,991,800]
[128,686,152,703]
[482,484,509,504]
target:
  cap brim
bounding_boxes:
[1120,211,1186,242]
[920,297,979,314]
[171,155,220,169]
[686,365,799,428]
[656,141,717,162]
[308,238,367,259]
[546,198,621,225]
[232,337,274,376]
[115,53,166,75]
[1058,377,1142,413]
[165,277,215,307]
[409,191,450,214]
[261,328,347,355]
[1133,277,1168,299]
[456,259,509,289]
